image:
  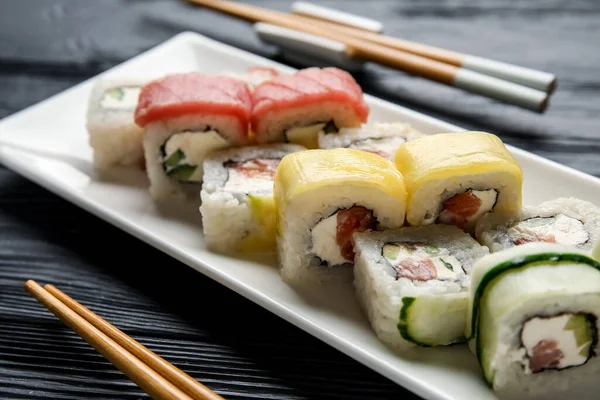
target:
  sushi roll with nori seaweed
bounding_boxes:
[394,131,523,233]
[134,73,253,201]
[353,225,489,350]
[467,242,600,400]
[318,122,423,160]
[273,148,407,285]
[200,143,305,253]
[86,76,151,169]
[475,197,600,254]
[251,67,369,149]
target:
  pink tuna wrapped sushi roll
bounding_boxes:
[134,72,252,201]
[250,67,369,149]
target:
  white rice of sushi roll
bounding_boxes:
[318,122,423,160]
[475,197,600,254]
[200,143,305,253]
[85,76,152,169]
[353,225,489,350]
[467,242,600,400]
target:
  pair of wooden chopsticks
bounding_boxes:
[24,280,225,400]
[184,0,555,112]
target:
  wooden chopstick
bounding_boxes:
[290,4,556,94]
[24,280,225,400]
[185,0,550,112]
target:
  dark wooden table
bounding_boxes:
[1,1,599,399]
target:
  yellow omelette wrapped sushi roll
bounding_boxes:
[274,148,407,285]
[394,131,523,232]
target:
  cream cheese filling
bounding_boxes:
[521,313,593,373]
[508,214,589,246]
[311,212,346,266]
[163,131,229,182]
[382,243,462,281]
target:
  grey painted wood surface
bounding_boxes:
[0,1,599,399]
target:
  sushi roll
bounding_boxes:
[134,73,253,201]
[466,242,600,399]
[394,131,523,233]
[353,225,489,350]
[273,148,407,285]
[86,76,150,169]
[318,122,423,160]
[475,197,600,254]
[251,67,369,149]
[200,143,305,253]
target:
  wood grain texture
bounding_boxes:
[1,0,599,399]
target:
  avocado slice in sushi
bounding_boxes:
[285,120,338,149]
[234,194,277,252]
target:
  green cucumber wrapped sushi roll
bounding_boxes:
[467,242,600,399]
[86,76,152,169]
[318,122,423,160]
[200,143,305,253]
[353,224,489,350]
[475,197,600,254]
[134,73,253,202]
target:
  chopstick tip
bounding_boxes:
[24,279,38,290]
[547,77,558,95]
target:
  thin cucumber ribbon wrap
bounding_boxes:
[467,242,600,398]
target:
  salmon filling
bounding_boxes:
[382,242,463,281]
[437,189,498,228]
[520,313,595,374]
[222,158,280,193]
[346,136,407,160]
[161,129,229,182]
[508,214,589,247]
[310,206,375,266]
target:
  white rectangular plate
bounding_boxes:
[1,32,599,400]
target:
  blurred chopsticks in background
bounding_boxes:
[24,280,225,400]
[184,0,557,112]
